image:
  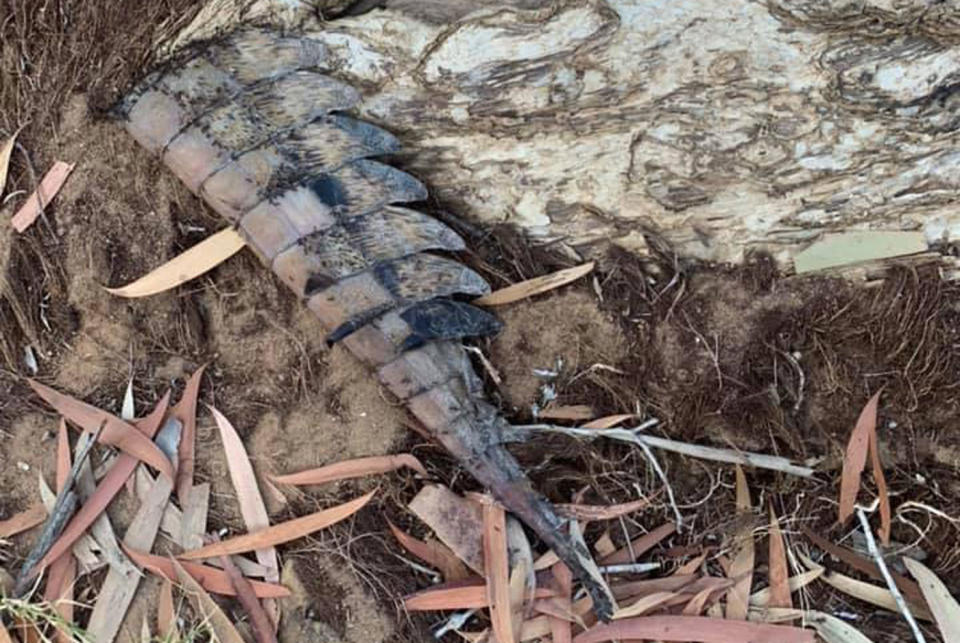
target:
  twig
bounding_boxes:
[635,439,683,531]
[432,609,476,639]
[855,506,926,643]
[508,423,815,478]
[14,425,102,596]
[597,562,661,575]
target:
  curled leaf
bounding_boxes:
[387,520,470,581]
[11,161,74,232]
[272,454,427,486]
[839,391,881,525]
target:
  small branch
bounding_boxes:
[635,439,683,530]
[598,562,661,575]
[509,423,815,478]
[855,506,926,643]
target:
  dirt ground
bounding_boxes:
[2,2,960,643]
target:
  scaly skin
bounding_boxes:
[119,28,615,619]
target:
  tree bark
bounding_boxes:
[173,0,960,267]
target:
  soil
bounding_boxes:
[1,3,959,643]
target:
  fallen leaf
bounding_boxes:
[31,394,170,576]
[767,506,791,608]
[593,531,616,558]
[800,528,925,606]
[726,466,755,620]
[838,391,881,526]
[506,516,534,640]
[538,405,595,422]
[409,484,485,574]
[556,493,657,522]
[867,421,891,545]
[387,520,470,581]
[573,615,815,643]
[157,577,178,640]
[122,378,135,421]
[611,575,697,601]
[11,161,75,232]
[580,414,635,430]
[105,227,245,297]
[209,405,280,625]
[613,591,677,619]
[752,607,876,643]
[124,546,290,598]
[45,421,77,643]
[221,553,278,643]
[674,550,710,575]
[180,491,375,560]
[0,127,20,196]
[403,579,555,610]
[272,454,427,486]
[28,380,174,480]
[549,562,573,643]
[0,504,46,538]
[682,586,719,616]
[483,501,515,643]
[173,559,246,643]
[474,262,595,306]
[750,568,823,607]
[140,617,151,643]
[171,365,205,504]
[600,521,675,565]
[903,557,960,642]
[0,622,12,643]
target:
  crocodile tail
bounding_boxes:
[119,27,615,619]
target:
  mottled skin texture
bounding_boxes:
[119,29,615,618]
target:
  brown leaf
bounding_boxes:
[537,405,596,422]
[55,419,70,490]
[28,380,174,480]
[172,365,205,505]
[613,591,677,619]
[157,577,178,640]
[387,520,470,581]
[32,394,170,576]
[903,557,960,642]
[682,586,719,616]
[600,521,675,565]
[573,616,815,643]
[549,562,573,643]
[674,551,710,576]
[482,501,515,643]
[124,546,290,598]
[172,559,246,643]
[767,506,791,609]
[221,553,278,643]
[557,493,657,522]
[409,484,485,574]
[867,421,891,545]
[580,414,635,430]
[474,262,595,306]
[404,579,555,611]
[180,491,375,560]
[11,161,75,232]
[726,466,755,620]
[611,575,697,601]
[0,127,20,196]
[0,504,46,538]
[45,421,76,643]
[272,454,427,486]
[106,228,244,298]
[209,405,280,624]
[838,391,881,525]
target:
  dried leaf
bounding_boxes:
[556,494,656,522]
[549,562,573,643]
[800,528,926,606]
[593,532,616,558]
[45,422,76,643]
[767,506,791,609]
[474,262,595,306]
[903,557,960,642]
[172,559,246,643]
[172,365,205,504]
[613,591,677,619]
[867,422,891,545]
[157,577,178,641]
[404,579,555,611]
[124,546,290,598]
[272,454,427,486]
[0,504,46,538]
[483,501,515,643]
[32,394,170,575]
[537,405,595,422]
[752,607,876,643]
[11,161,75,232]
[140,617,151,643]
[55,419,70,490]
[180,491,375,560]
[28,380,174,480]
[600,521,675,565]
[209,405,280,624]
[750,569,823,607]
[611,575,697,601]
[839,391,880,525]
[682,586,719,616]
[409,485,484,574]
[121,378,135,421]
[105,227,245,297]
[580,414,635,430]
[572,615,815,643]
[0,622,12,643]
[674,551,710,576]
[726,466,755,620]
[387,520,470,581]
[221,553,278,643]
[0,127,20,196]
